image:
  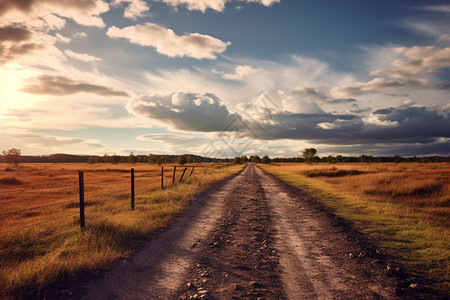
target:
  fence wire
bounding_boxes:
[0,199,76,217]
[0,212,79,236]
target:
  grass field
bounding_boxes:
[260,162,450,293]
[0,162,243,299]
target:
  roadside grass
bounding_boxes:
[260,162,449,293]
[0,163,243,299]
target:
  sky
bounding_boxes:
[0,0,449,158]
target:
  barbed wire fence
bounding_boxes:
[0,164,209,238]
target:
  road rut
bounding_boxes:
[74,164,402,299]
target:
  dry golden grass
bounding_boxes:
[0,163,243,299]
[261,162,450,293]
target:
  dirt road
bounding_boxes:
[73,164,405,299]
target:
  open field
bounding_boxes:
[260,162,450,293]
[0,162,243,299]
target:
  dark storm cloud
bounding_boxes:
[21,75,129,97]
[250,105,449,145]
[127,92,240,132]
[127,92,449,155]
[0,26,32,42]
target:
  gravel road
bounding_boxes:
[68,164,426,299]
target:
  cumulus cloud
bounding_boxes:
[20,75,128,97]
[127,92,240,131]
[127,87,449,154]
[107,22,230,59]
[0,0,110,28]
[64,49,102,62]
[112,0,150,19]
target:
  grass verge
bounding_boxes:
[260,162,449,294]
[0,164,243,299]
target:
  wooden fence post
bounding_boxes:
[161,166,164,190]
[189,166,195,177]
[172,166,177,184]
[79,171,85,231]
[131,168,135,210]
[179,167,187,182]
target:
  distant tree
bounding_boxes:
[394,155,403,163]
[261,155,271,164]
[240,155,248,164]
[177,154,189,165]
[233,156,241,164]
[2,148,21,166]
[326,155,336,164]
[101,154,110,163]
[128,152,138,164]
[111,154,121,164]
[148,154,158,164]
[88,156,96,164]
[359,154,373,163]
[301,148,317,163]
[336,155,343,163]
[50,153,66,164]
[249,155,261,163]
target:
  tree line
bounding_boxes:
[1,148,449,166]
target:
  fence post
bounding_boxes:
[131,168,135,210]
[161,166,164,190]
[172,166,177,184]
[79,171,85,231]
[189,166,195,177]
[179,167,187,182]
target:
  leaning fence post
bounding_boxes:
[172,166,177,184]
[179,167,187,182]
[131,168,135,210]
[79,171,85,231]
[161,166,164,190]
[189,166,195,177]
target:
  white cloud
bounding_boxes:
[0,0,110,28]
[222,65,260,80]
[246,0,280,7]
[112,0,150,19]
[41,14,66,30]
[393,46,450,69]
[106,22,230,59]
[160,0,228,12]
[334,46,450,97]
[0,129,108,155]
[74,32,87,38]
[56,33,70,43]
[64,49,102,62]
[159,0,280,12]
[420,4,450,13]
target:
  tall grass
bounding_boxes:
[261,162,450,293]
[0,163,243,299]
